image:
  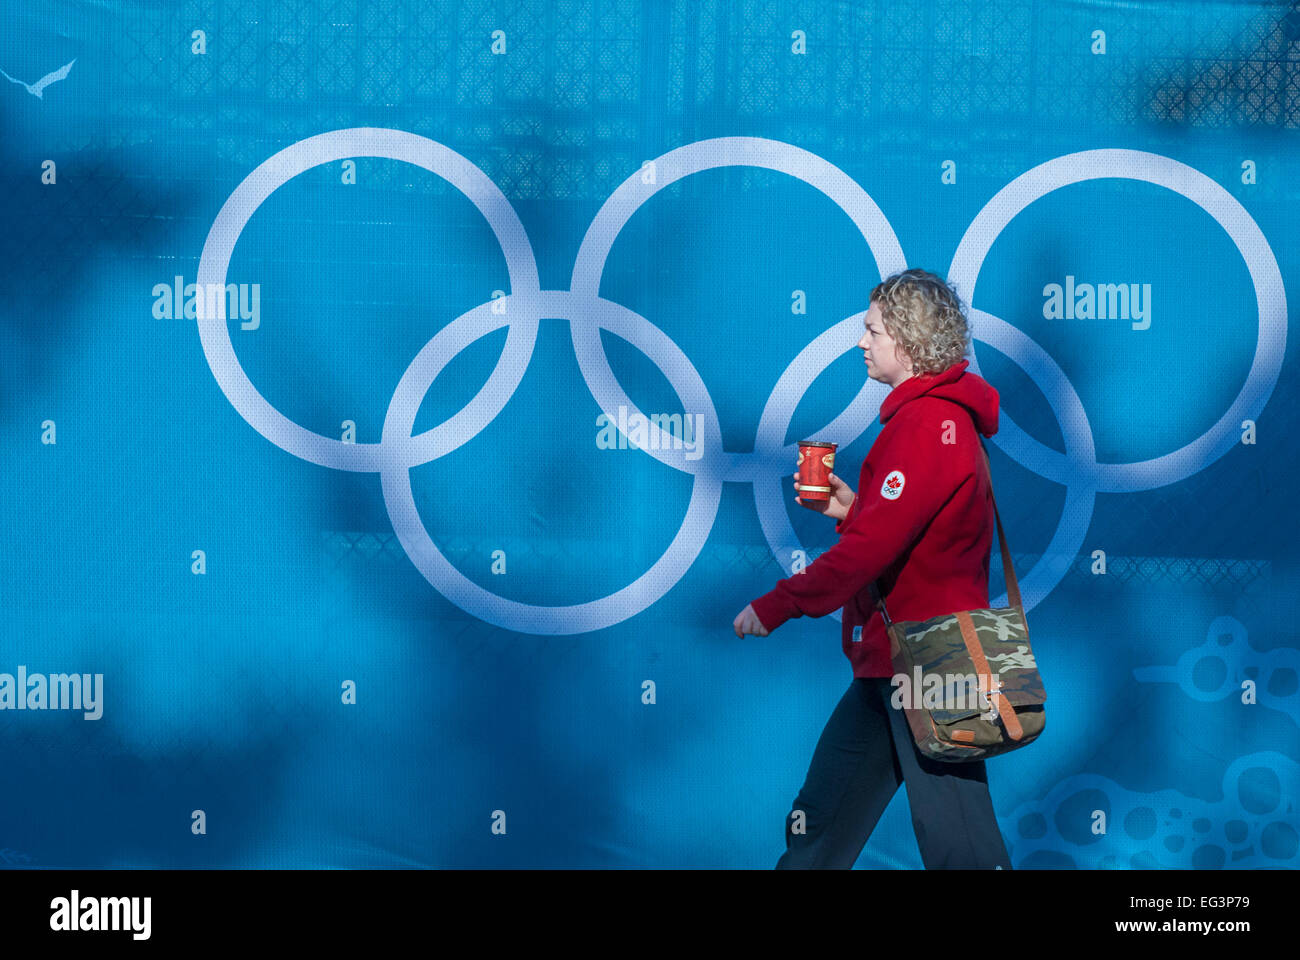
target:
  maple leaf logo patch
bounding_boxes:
[880,469,906,500]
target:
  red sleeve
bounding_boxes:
[834,493,858,535]
[749,408,967,633]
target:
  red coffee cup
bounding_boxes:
[796,440,837,501]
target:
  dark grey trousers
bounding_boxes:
[776,677,1012,869]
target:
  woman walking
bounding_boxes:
[732,268,1012,869]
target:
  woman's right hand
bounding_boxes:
[792,471,855,522]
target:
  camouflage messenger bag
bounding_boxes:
[869,437,1045,762]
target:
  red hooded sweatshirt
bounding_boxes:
[748,358,1001,678]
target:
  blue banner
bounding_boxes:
[1,0,1296,869]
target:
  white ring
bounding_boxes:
[380,293,722,633]
[950,148,1286,493]
[195,128,541,471]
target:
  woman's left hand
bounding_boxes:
[733,603,770,638]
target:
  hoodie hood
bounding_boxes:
[878,358,1000,437]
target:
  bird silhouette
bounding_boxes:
[1,58,76,99]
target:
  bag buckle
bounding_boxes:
[980,676,1003,723]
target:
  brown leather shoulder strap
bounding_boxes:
[977,436,1022,610]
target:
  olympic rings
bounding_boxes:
[195,130,1286,633]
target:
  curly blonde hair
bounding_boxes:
[870,268,971,376]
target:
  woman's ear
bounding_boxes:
[894,344,914,374]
